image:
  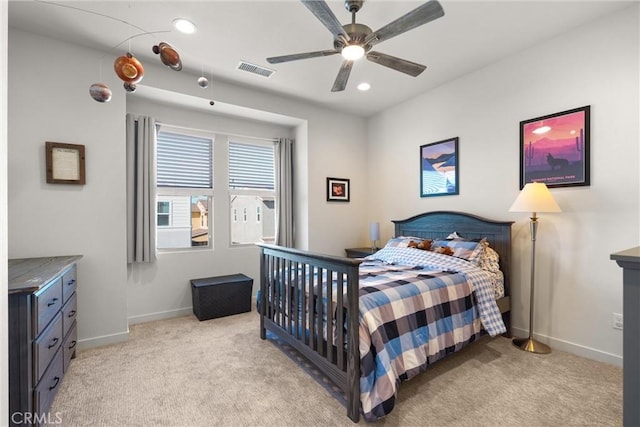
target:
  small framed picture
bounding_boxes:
[519,105,590,188]
[420,137,459,197]
[46,141,86,185]
[327,177,350,202]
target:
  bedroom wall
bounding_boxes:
[7,30,130,348]
[6,28,368,345]
[364,5,639,364]
[124,96,294,323]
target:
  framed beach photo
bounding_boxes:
[327,177,350,202]
[420,137,459,197]
[520,106,590,189]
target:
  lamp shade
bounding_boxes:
[369,222,380,241]
[509,182,561,213]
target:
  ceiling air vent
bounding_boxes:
[237,61,275,78]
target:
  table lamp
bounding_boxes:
[369,222,380,251]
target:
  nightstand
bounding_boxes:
[345,247,378,258]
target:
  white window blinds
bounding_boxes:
[157,130,213,188]
[229,141,275,190]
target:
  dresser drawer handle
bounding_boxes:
[66,279,76,287]
[69,340,77,350]
[48,337,59,349]
[47,298,59,307]
[49,376,60,391]
[68,310,77,318]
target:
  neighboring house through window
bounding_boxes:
[229,139,276,245]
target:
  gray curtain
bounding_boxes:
[126,114,157,263]
[275,138,294,247]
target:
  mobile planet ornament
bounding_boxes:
[153,42,182,71]
[89,82,112,103]
[114,52,144,84]
[197,76,209,88]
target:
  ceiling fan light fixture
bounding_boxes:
[341,44,365,61]
[172,18,196,34]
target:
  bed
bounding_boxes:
[257,211,513,422]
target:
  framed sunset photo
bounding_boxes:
[519,106,590,189]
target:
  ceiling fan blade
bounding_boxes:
[301,0,350,40]
[331,60,353,92]
[366,51,426,77]
[365,0,445,47]
[267,50,339,64]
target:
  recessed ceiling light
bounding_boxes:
[173,18,196,34]
[357,82,371,91]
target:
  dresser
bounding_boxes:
[611,247,640,427]
[8,255,82,426]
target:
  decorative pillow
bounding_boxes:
[432,237,487,265]
[384,236,423,248]
[479,246,501,273]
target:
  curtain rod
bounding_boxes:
[156,121,279,143]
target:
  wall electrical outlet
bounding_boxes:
[613,313,623,330]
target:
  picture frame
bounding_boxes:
[519,105,590,189]
[326,177,350,202]
[46,141,86,185]
[420,137,459,197]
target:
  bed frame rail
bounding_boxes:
[258,244,362,422]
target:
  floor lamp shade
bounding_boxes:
[509,182,561,354]
[509,182,561,214]
[369,222,380,250]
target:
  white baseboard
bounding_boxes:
[77,330,129,351]
[511,326,623,367]
[127,307,194,325]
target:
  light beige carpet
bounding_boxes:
[50,312,622,426]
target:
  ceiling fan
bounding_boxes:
[266,0,445,92]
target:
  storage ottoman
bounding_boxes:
[190,273,253,321]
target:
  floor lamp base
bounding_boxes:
[512,337,551,354]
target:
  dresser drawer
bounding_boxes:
[62,292,77,337]
[33,312,62,386]
[33,278,63,337]
[63,322,77,373]
[62,265,77,303]
[33,348,64,416]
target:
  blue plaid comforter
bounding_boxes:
[357,246,506,421]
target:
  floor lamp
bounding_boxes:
[509,182,561,354]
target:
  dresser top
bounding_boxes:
[8,255,82,294]
[610,247,640,267]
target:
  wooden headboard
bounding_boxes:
[392,211,514,296]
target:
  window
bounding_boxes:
[229,140,276,245]
[157,201,171,226]
[156,127,213,250]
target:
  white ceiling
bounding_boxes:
[8,0,634,117]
